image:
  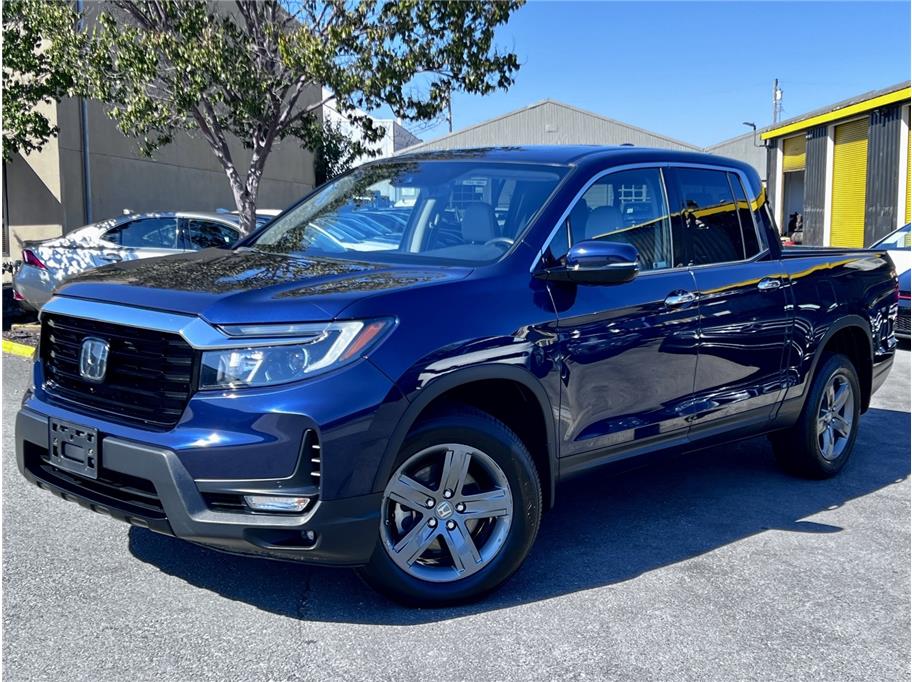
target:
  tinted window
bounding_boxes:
[552,168,672,271]
[755,199,778,246]
[728,172,761,258]
[669,168,745,266]
[105,218,179,248]
[187,219,238,249]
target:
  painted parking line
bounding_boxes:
[2,339,36,358]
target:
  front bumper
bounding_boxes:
[16,407,382,565]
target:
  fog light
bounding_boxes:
[243,495,311,512]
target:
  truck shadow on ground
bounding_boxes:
[129,406,910,625]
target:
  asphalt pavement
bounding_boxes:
[3,349,910,681]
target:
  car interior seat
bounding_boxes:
[461,203,497,244]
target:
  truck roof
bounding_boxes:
[393,144,755,171]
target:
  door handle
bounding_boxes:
[757,277,782,291]
[664,291,697,307]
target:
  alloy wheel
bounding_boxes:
[816,372,855,461]
[380,443,514,583]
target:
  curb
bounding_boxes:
[2,339,36,358]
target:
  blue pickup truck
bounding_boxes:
[16,146,899,605]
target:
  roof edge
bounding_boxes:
[760,81,911,140]
[396,99,701,155]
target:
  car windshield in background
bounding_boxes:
[250,161,567,265]
[873,223,911,250]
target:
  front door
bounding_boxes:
[546,166,701,460]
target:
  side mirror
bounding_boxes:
[536,240,639,284]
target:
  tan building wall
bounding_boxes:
[3,100,68,257]
[4,94,317,262]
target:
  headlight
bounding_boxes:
[199,319,393,390]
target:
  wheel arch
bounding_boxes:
[375,365,559,509]
[809,315,873,413]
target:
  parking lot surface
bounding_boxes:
[3,349,909,681]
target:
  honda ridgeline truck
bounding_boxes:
[16,147,899,605]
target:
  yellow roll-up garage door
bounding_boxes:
[830,118,868,247]
[782,135,807,171]
[905,122,910,224]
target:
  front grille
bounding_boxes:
[41,314,197,430]
[897,308,910,336]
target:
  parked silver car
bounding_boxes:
[12,211,263,310]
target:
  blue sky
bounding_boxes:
[395,1,910,148]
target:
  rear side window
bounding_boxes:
[667,168,746,266]
[550,168,673,271]
[186,219,239,249]
[728,172,761,258]
[105,217,180,248]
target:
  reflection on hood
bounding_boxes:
[65,248,383,294]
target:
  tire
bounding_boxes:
[770,353,861,479]
[357,406,542,606]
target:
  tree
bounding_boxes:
[2,0,80,161]
[313,119,362,186]
[78,0,524,233]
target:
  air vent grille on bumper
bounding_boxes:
[897,308,910,336]
[41,313,197,430]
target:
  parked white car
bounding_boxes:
[871,223,911,275]
[12,211,262,310]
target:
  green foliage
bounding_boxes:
[2,0,80,161]
[77,0,525,232]
[313,120,370,186]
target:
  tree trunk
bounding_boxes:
[235,147,267,235]
[225,171,259,235]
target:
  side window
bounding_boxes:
[668,168,746,266]
[104,218,179,249]
[549,168,673,270]
[728,172,761,258]
[186,219,239,249]
[755,192,778,247]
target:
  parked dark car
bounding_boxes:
[897,269,910,339]
[16,147,898,606]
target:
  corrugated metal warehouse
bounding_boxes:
[762,81,911,247]
[400,100,701,153]
[704,131,768,179]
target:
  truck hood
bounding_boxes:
[54,247,472,323]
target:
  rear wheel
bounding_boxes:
[358,407,541,606]
[771,353,861,478]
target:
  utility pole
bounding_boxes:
[772,78,783,124]
[446,83,453,133]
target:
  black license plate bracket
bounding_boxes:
[49,418,100,480]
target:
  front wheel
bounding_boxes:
[771,353,861,478]
[357,407,542,606]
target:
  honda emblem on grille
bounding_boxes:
[79,337,110,383]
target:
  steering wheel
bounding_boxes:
[484,237,515,249]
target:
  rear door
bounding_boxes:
[547,166,701,461]
[665,166,790,429]
[100,216,184,265]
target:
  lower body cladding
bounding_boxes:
[16,408,382,566]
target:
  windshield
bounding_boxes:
[873,223,911,250]
[250,161,567,265]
